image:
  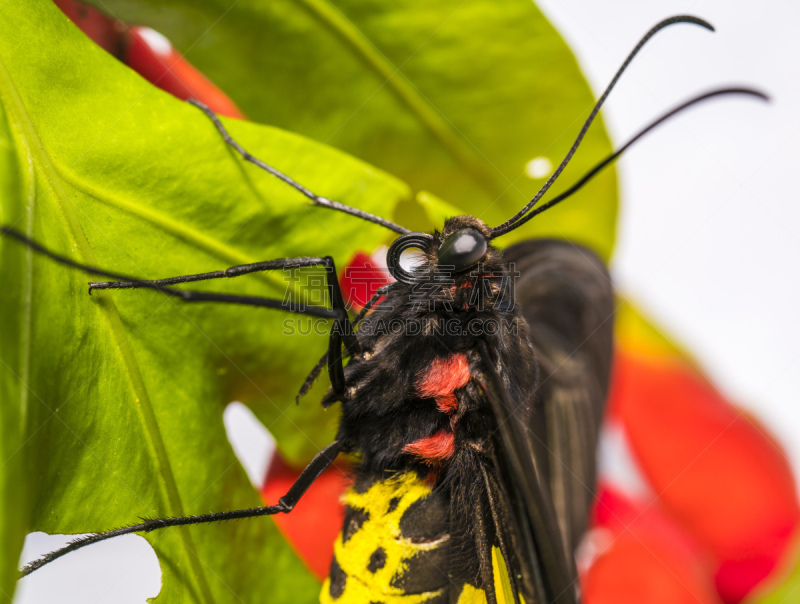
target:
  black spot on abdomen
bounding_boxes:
[367,547,387,573]
[342,506,369,544]
[328,556,347,599]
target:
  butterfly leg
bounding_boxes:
[90,255,358,400]
[295,283,392,402]
[0,227,356,401]
[20,440,344,577]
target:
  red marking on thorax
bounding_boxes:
[405,354,471,465]
[435,392,458,415]
[403,431,455,465]
[417,353,471,399]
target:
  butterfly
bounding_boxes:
[1,4,765,603]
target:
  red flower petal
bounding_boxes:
[125,27,245,118]
[582,532,721,604]
[54,0,125,55]
[592,484,705,563]
[610,351,799,602]
[340,252,391,310]
[583,484,721,604]
[260,450,348,581]
[55,0,244,118]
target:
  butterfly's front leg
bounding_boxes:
[1,226,358,401]
[88,255,359,401]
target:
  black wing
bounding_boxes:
[503,239,614,557]
[472,239,613,603]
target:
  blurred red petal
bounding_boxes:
[55,1,244,118]
[260,450,348,581]
[54,0,126,56]
[611,351,799,602]
[584,484,721,604]
[125,27,244,118]
[583,532,721,604]
[340,251,391,309]
[593,484,704,563]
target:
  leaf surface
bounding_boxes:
[89,0,618,256]
[0,2,408,601]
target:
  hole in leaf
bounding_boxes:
[16,532,160,603]
[223,402,276,490]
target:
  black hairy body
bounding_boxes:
[323,215,614,599]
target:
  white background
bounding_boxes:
[15,0,800,602]
[536,0,800,477]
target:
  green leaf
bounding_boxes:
[0,2,409,602]
[88,0,618,258]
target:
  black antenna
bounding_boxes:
[489,15,714,239]
[189,100,411,236]
[495,87,769,232]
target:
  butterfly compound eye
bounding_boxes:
[437,228,487,273]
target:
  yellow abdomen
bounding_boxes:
[320,472,518,604]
